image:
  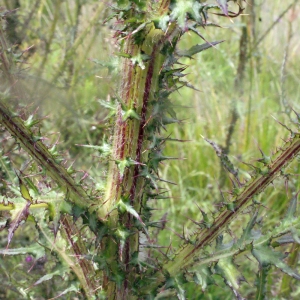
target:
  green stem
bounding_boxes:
[102,2,179,297]
[165,133,300,276]
[0,99,99,297]
[0,100,96,210]
[139,133,300,294]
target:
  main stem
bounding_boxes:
[101,2,175,298]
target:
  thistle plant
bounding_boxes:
[1,1,300,299]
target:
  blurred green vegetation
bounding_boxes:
[1,0,300,298]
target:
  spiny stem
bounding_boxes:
[164,133,300,277]
[0,100,98,210]
[0,100,99,297]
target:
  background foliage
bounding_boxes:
[1,0,300,298]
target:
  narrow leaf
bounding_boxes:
[0,243,45,259]
[238,210,259,247]
[117,199,145,226]
[177,40,224,57]
[48,283,79,300]
[285,191,299,220]
[255,265,270,300]
[7,201,31,247]
[17,174,33,203]
[34,267,69,286]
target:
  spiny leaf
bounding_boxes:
[255,265,270,300]
[252,244,300,280]
[48,201,63,238]
[148,150,179,171]
[213,1,244,18]
[76,141,111,157]
[16,173,33,203]
[200,209,211,229]
[170,0,203,28]
[122,107,141,121]
[174,276,186,300]
[139,166,159,190]
[188,26,209,43]
[90,57,119,74]
[203,136,240,184]
[33,266,69,286]
[191,266,215,291]
[256,147,271,166]
[98,99,116,111]
[115,51,132,58]
[7,201,31,247]
[165,275,186,300]
[117,198,145,226]
[215,257,245,291]
[130,52,151,70]
[285,191,299,220]
[0,243,45,259]
[177,40,225,58]
[116,157,143,178]
[238,209,259,247]
[216,0,228,16]
[157,14,170,31]
[0,151,14,182]
[48,283,80,300]
[24,114,40,128]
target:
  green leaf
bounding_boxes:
[237,210,259,247]
[192,266,215,291]
[90,57,119,74]
[76,141,111,157]
[252,244,300,280]
[48,201,63,237]
[34,266,69,286]
[255,265,270,300]
[0,202,15,211]
[116,157,143,177]
[170,0,203,28]
[200,209,212,229]
[130,52,150,70]
[157,15,170,31]
[215,257,244,291]
[285,192,299,220]
[174,276,186,300]
[117,198,145,226]
[24,114,40,128]
[122,108,141,121]
[0,243,45,259]
[17,174,33,203]
[177,40,225,57]
[165,275,186,300]
[98,99,116,114]
[48,283,80,300]
[148,150,178,172]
